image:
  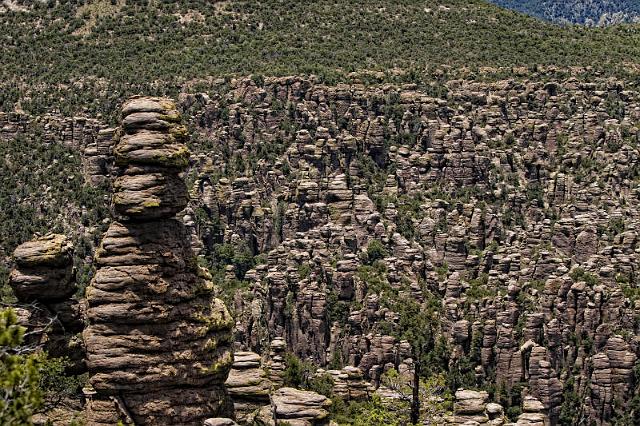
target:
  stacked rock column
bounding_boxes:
[9,234,85,372]
[84,97,234,425]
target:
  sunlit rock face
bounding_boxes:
[84,97,234,425]
[10,234,86,373]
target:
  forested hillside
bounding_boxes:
[1,0,640,122]
[490,0,640,25]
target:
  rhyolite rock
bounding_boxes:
[181,76,640,425]
[111,96,190,220]
[271,387,332,426]
[9,234,85,373]
[10,234,75,301]
[84,97,234,425]
[225,351,271,423]
[7,72,640,425]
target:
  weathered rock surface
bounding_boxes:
[84,97,234,425]
[322,366,372,402]
[515,395,549,425]
[6,72,640,425]
[271,387,332,426]
[10,234,75,301]
[225,351,271,423]
[446,389,496,424]
[179,75,640,425]
[9,234,85,372]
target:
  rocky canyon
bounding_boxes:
[2,68,639,425]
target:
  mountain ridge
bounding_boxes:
[1,0,640,121]
[489,0,640,25]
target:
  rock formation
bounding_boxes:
[9,234,85,372]
[446,389,499,424]
[515,395,549,425]
[179,75,640,424]
[5,70,640,424]
[321,366,372,402]
[10,234,75,302]
[265,387,332,426]
[83,97,234,425]
[225,351,271,423]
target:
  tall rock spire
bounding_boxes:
[84,97,234,425]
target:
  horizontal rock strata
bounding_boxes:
[84,97,234,425]
[10,234,85,372]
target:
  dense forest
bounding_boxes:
[490,0,640,25]
[1,0,640,121]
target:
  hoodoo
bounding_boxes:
[10,234,85,372]
[84,97,234,425]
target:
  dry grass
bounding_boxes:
[72,0,124,36]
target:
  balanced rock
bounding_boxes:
[112,96,190,220]
[9,234,84,373]
[84,97,234,425]
[325,366,372,401]
[225,351,271,423]
[515,395,548,425]
[10,234,75,301]
[446,389,490,424]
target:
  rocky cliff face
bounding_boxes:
[177,74,640,423]
[83,97,234,425]
[3,71,640,424]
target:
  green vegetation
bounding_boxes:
[282,352,335,398]
[490,0,640,25]
[0,133,108,255]
[283,352,316,389]
[612,362,640,424]
[332,370,450,425]
[465,274,495,303]
[493,381,527,421]
[2,0,640,121]
[0,308,85,424]
[357,262,394,301]
[558,376,586,424]
[333,394,408,426]
[213,242,255,280]
[569,267,599,286]
[0,131,109,299]
[366,240,388,264]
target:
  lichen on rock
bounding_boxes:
[84,97,234,425]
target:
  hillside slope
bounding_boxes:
[2,1,640,424]
[1,0,640,120]
[490,0,640,25]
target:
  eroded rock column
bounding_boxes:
[9,234,85,372]
[84,97,234,425]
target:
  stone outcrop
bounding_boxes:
[446,389,506,425]
[225,351,271,423]
[83,97,234,425]
[515,396,549,425]
[265,387,332,426]
[9,234,85,373]
[179,75,640,424]
[10,234,75,301]
[322,366,372,402]
[6,71,640,425]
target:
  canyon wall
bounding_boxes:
[181,75,640,424]
[4,71,640,423]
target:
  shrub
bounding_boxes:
[0,308,85,424]
[366,240,387,263]
[283,353,315,389]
